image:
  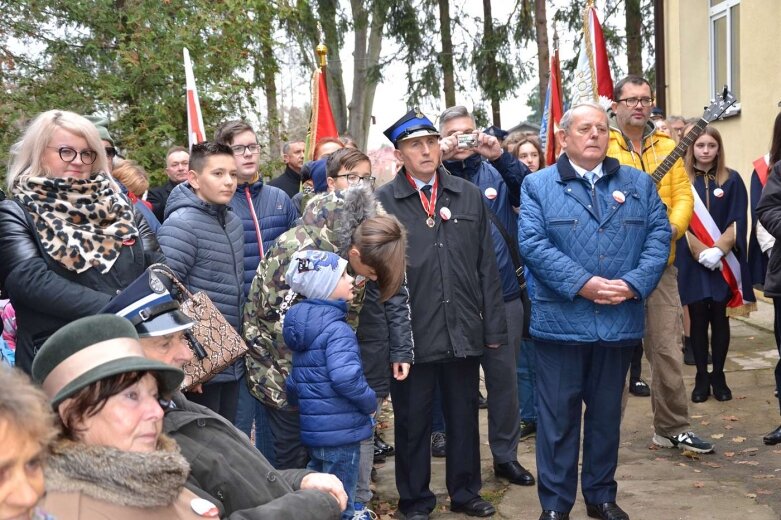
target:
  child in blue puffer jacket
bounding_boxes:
[282,250,376,520]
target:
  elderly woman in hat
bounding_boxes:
[0,109,163,375]
[31,314,217,519]
[0,367,57,520]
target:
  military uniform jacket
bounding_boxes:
[375,167,507,363]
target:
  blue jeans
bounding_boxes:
[517,339,537,422]
[235,376,276,466]
[308,443,361,520]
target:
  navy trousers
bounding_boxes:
[535,340,635,512]
[390,356,481,515]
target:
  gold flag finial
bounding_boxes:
[316,43,328,69]
[587,0,595,7]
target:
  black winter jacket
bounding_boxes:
[374,167,507,363]
[356,279,414,396]
[756,162,781,297]
[158,183,245,382]
[0,199,163,373]
[164,392,341,520]
[148,179,179,222]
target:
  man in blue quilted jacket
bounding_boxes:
[518,102,671,520]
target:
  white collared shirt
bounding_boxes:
[568,160,604,182]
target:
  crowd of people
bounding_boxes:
[1,71,781,520]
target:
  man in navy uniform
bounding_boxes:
[371,109,507,519]
[518,102,670,520]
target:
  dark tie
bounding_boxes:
[420,185,432,201]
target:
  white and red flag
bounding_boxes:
[570,2,614,108]
[183,48,206,151]
[539,49,564,166]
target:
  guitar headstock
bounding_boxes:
[702,86,738,123]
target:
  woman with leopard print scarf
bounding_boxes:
[0,110,164,374]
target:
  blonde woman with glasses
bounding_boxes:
[0,110,163,375]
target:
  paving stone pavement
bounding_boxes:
[371,299,781,519]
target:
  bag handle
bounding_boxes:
[148,263,194,301]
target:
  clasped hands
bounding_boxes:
[698,247,724,270]
[578,276,636,305]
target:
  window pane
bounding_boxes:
[730,4,740,97]
[713,15,727,96]
[710,0,725,6]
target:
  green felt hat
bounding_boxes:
[31,314,183,410]
[84,115,115,146]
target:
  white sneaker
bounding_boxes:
[352,503,378,520]
[652,431,714,454]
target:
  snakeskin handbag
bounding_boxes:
[149,264,247,390]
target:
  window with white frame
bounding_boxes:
[709,0,740,113]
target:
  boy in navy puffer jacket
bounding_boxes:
[283,250,376,520]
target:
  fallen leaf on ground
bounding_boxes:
[724,424,734,430]
[722,415,740,422]
[746,493,758,499]
[732,436,746,443]
[755,489,774,495]
[682,450,700,460]
[724,451,735,457]
[753,474,776,479]
[701,421,711,426]
[693,481,705,488]
[702,461,722,468]
[740,448,759,455]
[711,433,724,439]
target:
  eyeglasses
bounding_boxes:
[335,173,376,187]
[48,146,97,165]
[231,144,261,156]
[617,97,654,108]
[105,147,118,159]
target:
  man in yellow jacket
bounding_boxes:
[607,75,714,454]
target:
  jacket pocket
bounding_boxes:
[622,217,645,227]
[545,218,579,247]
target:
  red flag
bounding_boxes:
[183,48,205,151]
[544,50,564,166]
[305,68,339,161]
[589,7,614,101]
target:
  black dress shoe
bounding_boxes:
[586,502,629,520]
[628,378,650,397]
[374,431,395,456]
[494,461,535,486]
[763,425,781,445]
[373,445,386,463]
[539,511,569,520]
[710,372,732,401]
[450,497,496,517]
[691,372,710,403]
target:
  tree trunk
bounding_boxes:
[258,12,280,155]
[438,0,456,107]
[318,0,348,133]
[482,0,500,127]
[534,0,550,115]
[626,0,642,75]
[347,0,386,151]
